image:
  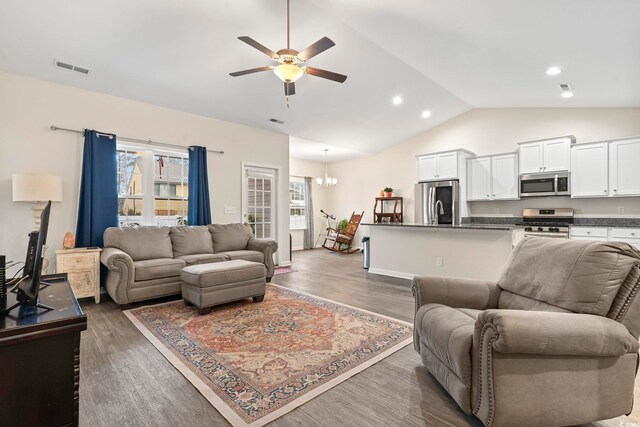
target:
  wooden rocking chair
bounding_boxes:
[322,211,364,254]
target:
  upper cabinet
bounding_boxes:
[518,136,574,174]
[417,150,474,182]
[571,142,609,198]
[467,153,519,201]
[610,138,640,197]
[570,138,640,198]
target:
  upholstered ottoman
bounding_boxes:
[181,260,266,315]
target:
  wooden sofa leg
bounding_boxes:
[184,300,193,306]
[198,307,212,315]
[253,295,265,303]
[266,277,272,283]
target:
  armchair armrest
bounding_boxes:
[412,276,501,311]
[247,238,278,280]
[412,276,500,351]
[476,310,639,357]
[101,247,134,305]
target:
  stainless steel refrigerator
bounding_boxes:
[415,180,460,225]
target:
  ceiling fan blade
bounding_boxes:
[229,66,273,77]
[238,36,279,59]
[284,82,296,96]
[304,67,347,83]
[298,37,335,61]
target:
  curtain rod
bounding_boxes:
[290,175,311,179]
[50,125,224,155]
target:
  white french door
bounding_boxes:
[242,165,277,239]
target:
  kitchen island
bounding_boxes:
[363,223,517,281]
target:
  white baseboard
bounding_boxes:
[367,268,415,280]
[292,246,304,251]
[278,260,293,267]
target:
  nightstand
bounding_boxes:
[55,248,102,303]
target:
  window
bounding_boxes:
[117,145,189,227]
[289,178,306,230]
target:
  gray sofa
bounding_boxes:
[413,237,640,427]
[101,223,277,307]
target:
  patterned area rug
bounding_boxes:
[125,284,413,427]
[273,266,298,276]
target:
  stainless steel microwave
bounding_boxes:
[520,172,570,197]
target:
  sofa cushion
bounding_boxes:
[134,258,186,281]
[216,250,264,264]
[176,253,229,266]
[208,223,253,253]
[170,226,214,258]
[104,226,173,261]
[498,237,640,316]
[416,303,478,387]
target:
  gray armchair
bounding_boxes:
[413,237,640,427]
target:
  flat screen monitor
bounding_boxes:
[1,201,53,315]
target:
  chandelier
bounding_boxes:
[316,149,337,187]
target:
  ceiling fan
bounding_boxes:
[229,0,347,97]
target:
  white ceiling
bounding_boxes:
[0,0,638,162]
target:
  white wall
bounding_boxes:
[328,108,640,236]
[0,71,290,271]
[289,157,329,250]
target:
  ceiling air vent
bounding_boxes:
[269,118,285,124]
[55,60,90,75]
[559,83,571,91]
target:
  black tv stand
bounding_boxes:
[0,299,54,316]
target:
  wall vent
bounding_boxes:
[55,60,90,75]
[269,118,285,124]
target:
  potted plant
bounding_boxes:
[337,218,349,233]
[383,187,393,197]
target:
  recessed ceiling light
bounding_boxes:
[546,66,562,76]
[392,96,402,105]
[559,83,574,98]
[421,110,432,118]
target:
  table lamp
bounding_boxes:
[12,174,63,230]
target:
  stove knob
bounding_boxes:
[550,228,557,232]
[537,227,544,232]
[524,227,532,232]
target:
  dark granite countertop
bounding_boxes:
[462,217,640,229]
[362,223,514,231]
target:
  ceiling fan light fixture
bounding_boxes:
[274,63,304,83]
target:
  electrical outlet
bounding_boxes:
[618,206,625,214]
[224,206,236,214]
[435,257,443,267]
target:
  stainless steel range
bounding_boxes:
[517,208,574,238]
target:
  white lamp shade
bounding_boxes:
[12,174,63,202]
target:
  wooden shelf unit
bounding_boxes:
[373,196,403,224]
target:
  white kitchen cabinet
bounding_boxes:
[570,227,608,242]
[609,138,640,197]
[519,136,574,174]
[466,153,519,201]
[571,142,609,198]
[491,153,519,200]
[417,155,438,181]
[417,150,474,182]
[609,228,640,249]
[467,157,491,200]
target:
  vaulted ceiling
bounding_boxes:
[1,0,638,161]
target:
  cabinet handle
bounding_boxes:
[632,232,636,236]
[614,189,617,192]
[493,194,496,197]
[604,189,607,193]
[587,231,591,234]
[543,167,546,171]
[486,195,490,198]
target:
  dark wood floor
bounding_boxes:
[79,249,638,426]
